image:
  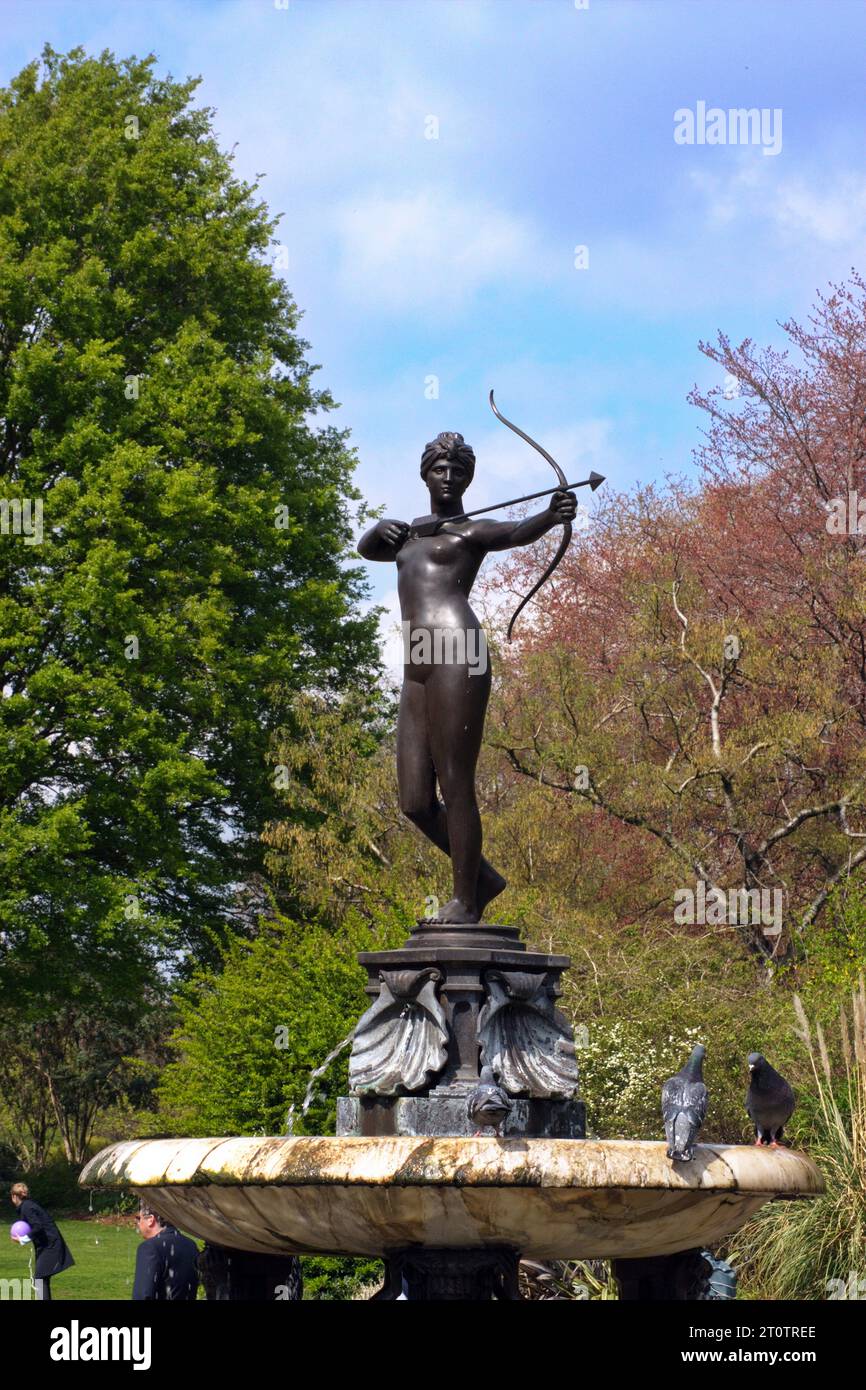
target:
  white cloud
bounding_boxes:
[332,188,548,312]
[468,420,618,494]
[552,159,866,317]
[687,163,765,227]
[689,163,866,248]
[771,174,866,246]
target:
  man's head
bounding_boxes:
[420,432,475,509]
[135,1203,166,1240]
[10,1183,28,1208]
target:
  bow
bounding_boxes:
[489,389,572,641]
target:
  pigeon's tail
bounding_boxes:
[664,1114,675,1157]
[668,1109,699,1161]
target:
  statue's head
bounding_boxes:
[420,431,475,506]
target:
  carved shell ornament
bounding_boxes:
[348,967,448,1096]
[478,970,579,1099]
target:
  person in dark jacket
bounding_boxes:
[10,1182,75,1301]
[132,1202,199,1300]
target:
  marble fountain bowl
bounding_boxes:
[79,1136,823,1262]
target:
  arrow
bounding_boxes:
[410,471,605,537]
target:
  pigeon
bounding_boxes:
[467,1066,512,1136]
[661,1044,708,1162]
[746,1053,795,1146]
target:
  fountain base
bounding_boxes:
[79,1135,823,1267]
[347,921,582,1130]
[337,1090,585,1138]
[373,1245,521,1301]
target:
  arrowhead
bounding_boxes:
[588,471,605,491]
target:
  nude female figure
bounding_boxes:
[358,431,576,925]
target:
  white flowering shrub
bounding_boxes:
[576,1022,706,1138]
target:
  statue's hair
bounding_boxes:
[420,431,475,481]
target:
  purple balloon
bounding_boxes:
[11,1221,31,1240]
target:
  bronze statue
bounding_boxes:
[358,394,583,925]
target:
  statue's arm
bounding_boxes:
[462,490,576,553]
[357,519,410,561]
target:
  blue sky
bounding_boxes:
[3,0,865,644]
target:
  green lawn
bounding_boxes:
[0,1219,201,1300]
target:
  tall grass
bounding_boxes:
[730,978,866,1300]
[519,1258,618,1300]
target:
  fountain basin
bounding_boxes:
[79,1136,823,1261]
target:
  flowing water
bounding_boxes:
[284,1030,355,1134]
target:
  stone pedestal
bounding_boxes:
[372,1247,521,1301]
[612,1249,713,1301]
[338,921,584,1139]
[337,1092,584,1138]
[198,1244,303,1301]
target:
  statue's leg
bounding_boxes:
[396,668,505,920]
[426,660,503,922]
[396,674,449,855]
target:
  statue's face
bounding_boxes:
[425,458,471,509]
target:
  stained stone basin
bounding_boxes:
[79,1136,823,1261]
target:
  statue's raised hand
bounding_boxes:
[377,519,410,551]
[548,489,577,523]
[358,518,409,562]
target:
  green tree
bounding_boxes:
[157,912,404,1138]
[263,690,428,926]
[0,906,169,1164]
[0,47,379,1015]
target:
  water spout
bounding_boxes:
[284,1030,355,1134]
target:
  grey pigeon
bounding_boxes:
[746,1052,795,1146]
[661,1044,708,1161]
[467,1066,512,1136]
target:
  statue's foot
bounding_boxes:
[423,897,479,925]
[477,865,507,916]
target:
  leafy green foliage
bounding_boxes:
[2,1157,124,1216]
[157,911,405,1137]
[804,882,866,993]
[300,1255,383,1301]
[264,690,433,926]
[0,47,379,1012]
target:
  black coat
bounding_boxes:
[133,1225,199,1301]
[17,1198,75,1280]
